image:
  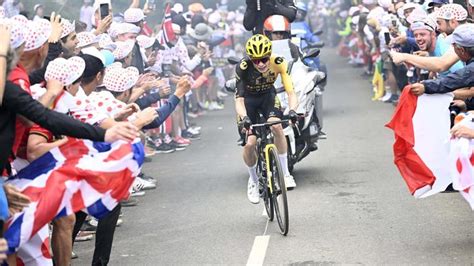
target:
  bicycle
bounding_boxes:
[248,118,292,236]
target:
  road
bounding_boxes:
[75,48,474,265]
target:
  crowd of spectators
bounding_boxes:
[331,0,474,110]
[0,0,249,264]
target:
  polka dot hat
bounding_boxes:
[45,56,86,86]
[112,40,135,60]
[23,19,52,51]
[437,4,468,21]
[103,66,139,92]
[61,19,75,39]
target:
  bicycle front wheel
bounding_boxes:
[268,146,289,236]
[258,159,274,221]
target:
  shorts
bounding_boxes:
[244,92,283,124]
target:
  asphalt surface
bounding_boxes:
[75,48,474,265]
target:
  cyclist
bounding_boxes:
[235,34,298,204]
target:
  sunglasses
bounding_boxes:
[251,57,270,65]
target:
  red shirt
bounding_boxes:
[8,64,31,159]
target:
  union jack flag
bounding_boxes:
[4,137,144,258]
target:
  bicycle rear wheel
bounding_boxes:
[258,159,274,221]
[268,146,289,235]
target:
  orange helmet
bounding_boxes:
[263,15,290,32]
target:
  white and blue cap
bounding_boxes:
[451,23,474,48]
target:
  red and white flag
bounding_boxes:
[159,3,177,48]
[449,114,474,209]
[386,87,453,198]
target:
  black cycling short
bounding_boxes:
[244,91,283,124]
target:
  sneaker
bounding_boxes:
[131,190,146,197]
[71,251,78,259]
[121,197,139,207]
[140,173,157,184]
[186,127,201,135]
[189,126,202,131]
[80,222,96,234]
[284,174,296,189]
[247,177,260,204]
[381,92,392,102]
[116,218,123,227]
[154,142,175,154]
[182,130,201,140]
[174,136,191,146]
[135,176,156,190]
[168,141,187,151]
[209,101,224,110]
[75,231,94,242]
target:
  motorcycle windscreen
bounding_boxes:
[271,40,294,91]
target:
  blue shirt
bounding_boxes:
[432,35,464,76]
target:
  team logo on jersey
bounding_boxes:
[275,57,284,65]
[240,60,248,70]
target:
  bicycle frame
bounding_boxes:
[264,144,277,194]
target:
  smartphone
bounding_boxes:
[100,3,109,20]
[384,32,391,46]
[43,16,62,22]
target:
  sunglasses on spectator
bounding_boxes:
[251,57,270,65]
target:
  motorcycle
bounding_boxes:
[272,41,326,173]
[291,26,328,90]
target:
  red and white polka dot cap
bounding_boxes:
[136,35,154,49]
[98,33,117,51]
[61,19,75,39]
[437,4,468,21]
[77,31,98,49]
[124,8,145,23]
[112,40,135,60]
[24,19,52,51]
[116,23,141,36]
[103,66,139,92]
[0,18,26,49]
[45,56,86,86]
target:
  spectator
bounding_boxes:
[32,4,43,21]
[80,0,94,31]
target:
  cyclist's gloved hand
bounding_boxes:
[289,110,298,124]
[242,116,252,130]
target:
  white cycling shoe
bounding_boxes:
[284,174,296,189]
[247,177,260,204]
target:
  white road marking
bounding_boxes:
[246,235,270,266]
[262,207,267,217]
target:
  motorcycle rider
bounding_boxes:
[263,14,326,144]
[292,2,322,69]
[263,15,301,61]
[235,34,298,203]
[243,0,297,34]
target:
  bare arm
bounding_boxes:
[27,134,68,162]
[129,0,140,8]
[453,87,474,100]
[391,48,460,73]
[235,97,247,119]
